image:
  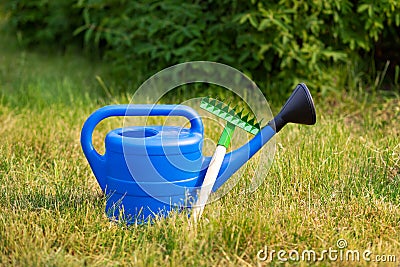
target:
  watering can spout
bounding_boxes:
[211,83,316,191]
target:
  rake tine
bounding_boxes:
[247,117,255,127]
[241,113,249,122]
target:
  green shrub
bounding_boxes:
[4,0,83,49]
[3,0,400,94]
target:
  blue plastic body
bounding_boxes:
[80,104,276,223]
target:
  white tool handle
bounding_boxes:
[192,145,226,222]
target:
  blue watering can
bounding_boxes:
[81,84,316,223]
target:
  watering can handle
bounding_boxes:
[80,104,203,186]
[81,104,203,157]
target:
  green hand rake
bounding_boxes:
[192,97,261,221]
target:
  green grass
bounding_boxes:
[1,28,399,266]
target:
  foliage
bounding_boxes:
[1,35,399,265]
[3,0,83,49]
[3,0,400,93]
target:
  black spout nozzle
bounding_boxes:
[269,83,316,133]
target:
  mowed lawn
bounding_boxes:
[0,33,399,266]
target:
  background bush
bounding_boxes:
[3,0,400,94]
[3,0,83,51]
